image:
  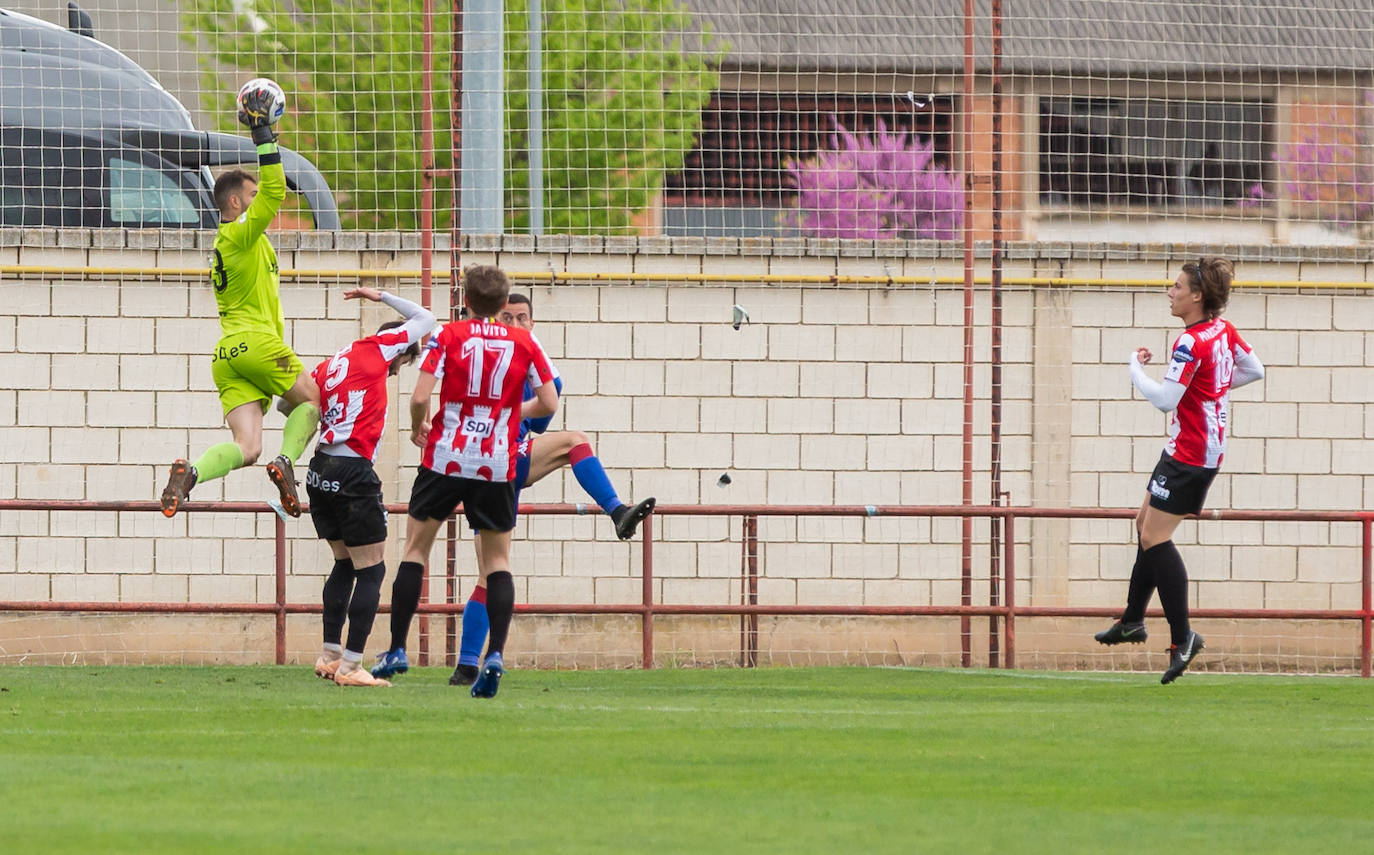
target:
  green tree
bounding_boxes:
[181,0,722,232]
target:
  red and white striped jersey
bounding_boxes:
[1162,317,1253,468]
[312,327,422,462]
[419,318,555,482]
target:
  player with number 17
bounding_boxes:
[391,265,558,699]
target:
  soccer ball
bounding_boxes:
[236,77,286,127]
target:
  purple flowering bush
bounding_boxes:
[784,117,963,239]
[1273,93,1374,231]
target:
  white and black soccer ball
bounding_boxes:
[236,77,287,127]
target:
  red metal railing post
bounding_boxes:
[274,512,287,665]
[739,514,759,668]
[642,511,655,669]
[446,516,458,666]
[1004,511,1015,669]
[739,514,748,667]
[1362,516,1371,678]
[418,565,430,667]
[959,0,977,669]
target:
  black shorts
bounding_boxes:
[306,452,387,547]
[408,465,517,532]
[1146,452,1218,516]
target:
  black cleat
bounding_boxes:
[1161,632,1204,684]
[611,497,656,541]
[1094,621,1148,646]
[449,664,479,686]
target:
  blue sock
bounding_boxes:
[569,442,621,515]
[458,586,489,667]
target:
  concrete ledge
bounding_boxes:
[0,228,1371,268]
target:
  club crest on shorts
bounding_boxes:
[1149,474,1171,500]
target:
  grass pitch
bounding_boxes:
[1,666,1371,854]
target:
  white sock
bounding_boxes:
[321,643,343,659]
[338,649,364,674]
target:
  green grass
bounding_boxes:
[1,666,1371,854]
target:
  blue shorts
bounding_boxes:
[514,437,532,497]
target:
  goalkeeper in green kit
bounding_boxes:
[161,79,320,519]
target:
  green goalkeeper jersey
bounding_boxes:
[210,143,287,339]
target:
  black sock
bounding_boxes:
[388,560,425,651]
[321,558,354,646]
[1121,543,1153,625]
[1145,541,1191,645]
[345,561,386,654]
[484,570,515,659]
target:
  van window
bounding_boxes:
[109,157,199,225]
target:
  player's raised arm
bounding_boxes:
[234,78,288,244]
[345,287,437,351]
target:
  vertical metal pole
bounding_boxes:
[642,512,655,669]
[1362,517,1371,678]
[274,511,285,668]
[441,2,466,669]
[739,514,749,667]
[452,1,464,252]
[461,0,504,233]
[987,0,1004,669]
[738,514,759,668]
[1004,512,1016,669]
[420,0,435,310]
[748,516,759,666]
[418,571,430,666]
[446,516,458,666]
[529,0,544,235]
[959,0,976,668]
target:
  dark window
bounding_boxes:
[1039,97,1270,208]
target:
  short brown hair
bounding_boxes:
[213,169,256,214]
[1181,256,1234,318]
[463,265,510,318]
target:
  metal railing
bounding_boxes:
[0,499,1369,677]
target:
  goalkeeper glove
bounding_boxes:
[237,90,280,145]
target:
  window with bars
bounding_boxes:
[1038,97,1272,209]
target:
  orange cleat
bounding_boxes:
[265,455,302,518]
[314,656,341,681]
[334,666,392,687]
[160,459,195,518]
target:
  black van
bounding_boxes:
[1,4,340,229]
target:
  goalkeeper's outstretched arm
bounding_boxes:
[238,82,287,239]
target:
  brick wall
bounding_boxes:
[1,229,1370,668]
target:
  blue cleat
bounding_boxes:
[470,652,504,699]
[371,647,409,679]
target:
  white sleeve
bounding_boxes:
[1230,348,1265,389]
[1129,351,1186,412]
[380,291,437,347]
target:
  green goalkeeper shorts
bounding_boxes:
[210,331,304,417]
